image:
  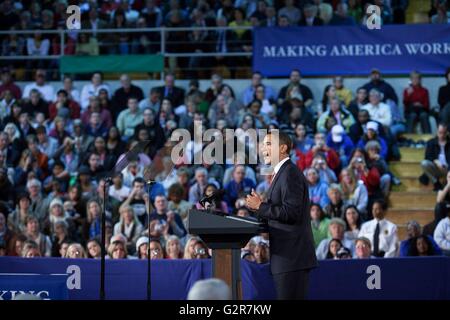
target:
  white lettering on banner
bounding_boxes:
[263,45,326,57]
[366,265,381,290]
[66,265,81,290]
[0,290,49,300]
[404,42,450,55]
[330,44,402,56]
[263,42,450,58]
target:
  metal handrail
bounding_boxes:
[0,26,255,59]
[0,26,254,81]
[0,26,254,35]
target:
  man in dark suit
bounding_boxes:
[246,131,317,299]
[111,74,145,119]
[154,73,185,108]
[298,4,324,26]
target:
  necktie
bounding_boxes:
[236,182,243,196]
[373,222,380,257]
[217,31,225,53]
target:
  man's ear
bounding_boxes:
[280,144,288,155]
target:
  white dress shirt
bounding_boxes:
[434,217,450,251]
[80,83,110,110]
[316,237,355,260]
[271,157,291,182]
[361,102,392,127]
[23,83,55,102]
[358,218,398,257]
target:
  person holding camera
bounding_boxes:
[348,149,381,208]
[311,154,337,185]
[121,177,147,225]
[304,132,340,171]
[192,239,210,259]
[224,165,256,212]
[148,195,187,242]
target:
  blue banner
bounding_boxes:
[0,257,449,300]
[0,274,68,300]
[253,25,450,76]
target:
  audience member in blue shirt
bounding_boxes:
[148,195,187,239]
[224,165,256,211]
[399,220,442,256]
[294,123,315,154]
[241,72,276,106]
[356,121,388,159]
[305,167,330,208]
[326,124,355,167]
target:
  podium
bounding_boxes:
[187,209,266,299]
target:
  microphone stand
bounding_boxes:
[97,140,151,301]
[146,180,156,300]
[100,177,112,300]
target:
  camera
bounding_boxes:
[317,159,325,165]
[195,248,206,255]
[355,157,364,163]
[155,222,165,232]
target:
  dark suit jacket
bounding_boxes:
[155,86,185,108]
[257,160,318,275]
[298,17,324,26]
[425,137,450,163]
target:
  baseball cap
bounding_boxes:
[366,121,379,132]
[331,125,344,143]
[136,236,149,252]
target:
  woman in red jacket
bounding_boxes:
[403,71,431,133]
[348,148,382,218]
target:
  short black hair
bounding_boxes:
[133,177,145,186]
[267,130,292,154]
[373,199,387,211]
[445,67,450,81]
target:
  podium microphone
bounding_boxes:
[199,189,225,209]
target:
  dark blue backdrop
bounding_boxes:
[253,25,450,76]
[0,257,449,300]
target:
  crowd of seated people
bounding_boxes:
[1,64,450,262]
[1,0,449,79]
